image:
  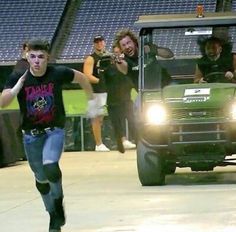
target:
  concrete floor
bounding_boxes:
[1,150,236,232]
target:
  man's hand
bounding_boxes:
[198,77,207,83]
[144,43,174,58]
[225,71,234,81]
[112,53,125,64]
[144,43,157,56]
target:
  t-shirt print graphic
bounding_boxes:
[25,83,55,125]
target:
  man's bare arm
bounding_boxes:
[72,69,94,100]
[0,72,27,108]
[194,64,205,83]
[83,56,99,84]
[0,89,15,108]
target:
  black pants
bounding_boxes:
[107,100,136,143]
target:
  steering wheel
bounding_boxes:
[204,71,230,83]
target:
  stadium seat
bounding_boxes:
[59,0,217,60]
[0,0,68,61]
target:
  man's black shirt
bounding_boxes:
[103,63,133,105]
[4,66,74,130]
[197,53,234,78]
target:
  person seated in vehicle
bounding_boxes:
[194,36,236,83]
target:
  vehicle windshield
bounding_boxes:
[141,25,236,89]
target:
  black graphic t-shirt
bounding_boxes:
[4,65,74,130]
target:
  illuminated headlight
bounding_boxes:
[231,104,236,120]
[146,104,167,124]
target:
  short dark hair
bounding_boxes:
[114,29,138,49]
[197,36,233,56]
[205,36,222,46]
[27,38,50,52]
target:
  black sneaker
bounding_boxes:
[54,197,66,226]
[49,212,61,232]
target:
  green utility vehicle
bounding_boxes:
[135,12,236,185]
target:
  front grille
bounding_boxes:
[171,122,226,144]
[171,109,224,120]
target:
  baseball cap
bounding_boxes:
[93,35,105,43]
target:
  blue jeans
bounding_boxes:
[23,127,65,212]
[23,127,65,181]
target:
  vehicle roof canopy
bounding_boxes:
[134,12,236,29]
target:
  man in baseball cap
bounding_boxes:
[93,35,105,43]
[84,35,110,152]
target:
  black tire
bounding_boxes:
[136,141,165,186]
